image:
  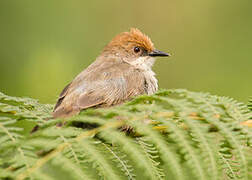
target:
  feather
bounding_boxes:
[53,82,71,111]
[52,58,147,118]
[52,28,161,118]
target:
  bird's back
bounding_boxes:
[52,57,147,118]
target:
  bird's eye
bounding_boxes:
[134,47,140,53]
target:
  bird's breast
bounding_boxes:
[143,70,158,95]
[125,56,158,95]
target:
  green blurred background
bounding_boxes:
[0,0,251,104]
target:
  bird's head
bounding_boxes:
[102,28,170,68]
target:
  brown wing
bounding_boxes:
[53,82,71,111]
[77,93,104,109]
[52,58,146,118]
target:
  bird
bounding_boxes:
[52,28,170,118]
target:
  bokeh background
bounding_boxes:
[0,0,251,104]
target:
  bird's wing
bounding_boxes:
[53,82,72,111]
[77,77,128,109]
[53,58,145,118]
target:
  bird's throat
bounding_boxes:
[129,56,155,71]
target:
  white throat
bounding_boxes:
[130,56,156,71]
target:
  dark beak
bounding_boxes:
[148,49,170,57]
[148,49,171,57]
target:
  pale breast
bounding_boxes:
[143,70,158,95]
[125,56,158,95]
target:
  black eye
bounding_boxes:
[134,47,140,53]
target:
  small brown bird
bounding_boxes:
[53,28,170,118]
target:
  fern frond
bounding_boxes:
[78,138,121,179]
[184,91,249,180]
[99,129,163,179]
[129,120,184,180]
[161,118,210,180]
[182,116,221,180]
[0,92,52,124]
[247,97,252,112]
[136,137,165,179]
[102,142,136,180]
[0,90,250,180]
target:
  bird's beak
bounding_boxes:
[148,49,171,57]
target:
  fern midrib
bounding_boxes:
[0,90,250,180]
[183,116,219,180]
[0,121,31,179]
[136,137,164,179]
[163,120,209,180]
[131,121,184,180]
[102,143,135,180]
[60,135,80,164]
[194,93,248,180]
[218,152,238,180]
[101,129,161,179]
[16,120,125,180]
